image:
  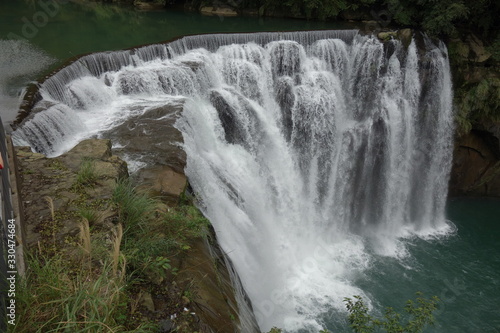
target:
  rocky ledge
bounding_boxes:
[16,138,245,332]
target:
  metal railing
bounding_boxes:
[0,116,13,331]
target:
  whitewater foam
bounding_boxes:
[13,31,454,331]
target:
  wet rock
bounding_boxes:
[176,236,242,333]
[449,130,500,196]
[450,34,492,63]
[100,103,186,174]
[378,31,397,41]
[59,139,112,171]
[158,319,174,333]
[397,28,412,48]
[200,6,238,17]
[136,166,187,206]
[134,1,165,10]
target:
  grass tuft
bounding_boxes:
[112,179,157,236]
[76,158,98,186]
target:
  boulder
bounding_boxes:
[135,165,187,206]
[134,1,165,11]
[200,6,238,17]
[397,28,412,48]
[377,31,397,41]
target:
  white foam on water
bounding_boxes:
[12,31,455,331]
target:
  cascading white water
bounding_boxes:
[13,31,454,331]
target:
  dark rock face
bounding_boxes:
[449,130,500,197]
[100,102,186,174]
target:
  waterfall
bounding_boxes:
[13,30,454,331]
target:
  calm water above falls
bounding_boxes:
[0,0,338,129]
[1,2,500,332]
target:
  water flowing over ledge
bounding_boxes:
[13,30,455,331]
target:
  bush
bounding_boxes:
[344,293,439,333]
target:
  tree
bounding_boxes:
[344,292,440,333]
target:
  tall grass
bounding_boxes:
[112,224,124,277]
[76,158,98,186]
[15,179,210,332]
[79,218,91,270]
[112,179,157,236]
[14,254,154,333]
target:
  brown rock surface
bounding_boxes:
[17,139,127,249]
[136,165,187,206]
[449,130,500,196]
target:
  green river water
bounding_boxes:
[1,1,499,332]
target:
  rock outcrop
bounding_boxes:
[200,6,238,17]
[449,131,500,197]
[16,138,249,332]
[17,139,127,249]
[447,31,500,196]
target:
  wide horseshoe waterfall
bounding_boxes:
[13,30,454,331]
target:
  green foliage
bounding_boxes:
[421,1,469,36]
[344,292,439,333]
[17,180,212,331]
[76,158,98,186]
[384,0,469,36]
[78,208,100,225]
[241,0,499,41]
[14,253,154,332]
[113,180,210,284]
[345,295,374,333]
[456,78,500,134]
[112,179,157,235]
[487,35,500,62]
[267,328,283,333]
[259,0,375,20]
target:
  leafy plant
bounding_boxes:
[456,77,500,134]
[344,292,440,333]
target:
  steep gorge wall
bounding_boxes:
[448,34,500,197]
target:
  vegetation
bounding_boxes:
[13,178,210,332]
[76,158,99,187]
[112,179,209,282]
[194,0,499,39]
[455,77,500,134]
[15,254,154,333]
[265,293,439,333]
[255,0,376,20]
[344,293,439,333]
